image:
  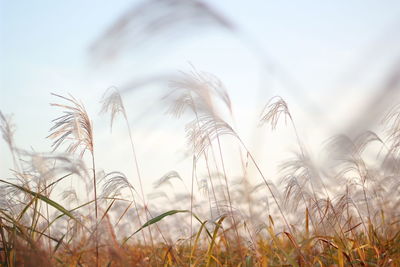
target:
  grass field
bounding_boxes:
[1,1,400,266]
[1,71,399,266]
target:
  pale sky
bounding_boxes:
[1,1,400,196]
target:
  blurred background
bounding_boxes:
[1,0,400,197]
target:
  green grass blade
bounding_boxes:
[53,234,65,254]
[123,209,190,245]
[0,179,77,221]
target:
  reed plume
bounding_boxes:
[47,93,99,266]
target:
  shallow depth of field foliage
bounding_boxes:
[1,1,400,266]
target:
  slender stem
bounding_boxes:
[243,145,291,232]
[189,155,195,266]
[125,118,153,247]
[0,218,9,266]
[215,128,244,260]
[91,151,99,267]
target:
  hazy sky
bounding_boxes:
[1,1,400,193]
